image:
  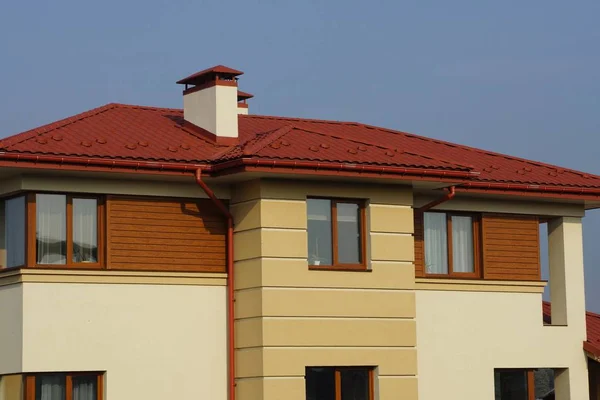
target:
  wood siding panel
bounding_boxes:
[482,214,540,281]
[107,196,227,272]
[413,212,424,277]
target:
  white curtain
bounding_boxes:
[5,196,25,267]
[424,213,448,274]
[38,375,65,400]
[72,199,97,263]
[73,377,97,400]
[451,216,474,273]
[36,194,66,264]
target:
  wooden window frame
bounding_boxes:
[24,372,103,400]
[307,198,367,271]
[422,211,481,279]
[494,369,536,400]
[306,366,374,400]
[26,193,105,269]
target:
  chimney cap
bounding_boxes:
[237,90,254,101]
[176,65,243,85]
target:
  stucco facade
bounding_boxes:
[0,277,228,400]
[231,179,418,399]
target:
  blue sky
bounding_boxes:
[1,1,599,309]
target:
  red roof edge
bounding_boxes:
[237,90,254,100]
[584,341,600,361]
[176,65,243,85]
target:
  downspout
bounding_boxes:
[417,186,456,212]
[194,168,235,400]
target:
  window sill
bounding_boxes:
[309,265,371,273]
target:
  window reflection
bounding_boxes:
[337,203,361,264]
[36,194,67,264]
[73,198,98,263]
[307,199,333,266]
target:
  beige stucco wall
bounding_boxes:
[231,179,418,400]
[14,281,227,400]
[0,285,23,375]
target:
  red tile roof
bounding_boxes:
[2,102,600,198]
[543,302,600,360]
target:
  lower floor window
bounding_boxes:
[494,368,554,400]
[305,366,373,400]
[25,373,103,400]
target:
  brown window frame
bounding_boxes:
[24,372,103,400]
[422,211,481,278]
[307,198,367,271]
[26,193,105,269]
[494,369,536,400]
[305,366,374,400]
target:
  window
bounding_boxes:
[33,194,101,267]
[305,367,373,400]
[494,369,554,400]
[5,196,26,268]
[24,373,103,400]
[423,211,479,277]
[307,199,366,270]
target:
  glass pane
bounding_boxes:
[36,194,67,264]
[494,370,529,400]
[5,196,26,268]
[35,374,66,400]
[424,213,448,274]
[336,203,362,264]
[341,369,370,400]
[72,375,98,400]
[73,199,98,263]
[305,367,335,400]
[307,199,333,266]
[451,216,474,273]
[534,369,554,399]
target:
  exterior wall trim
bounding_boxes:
[415,278,547,293]
[0,268,227,287]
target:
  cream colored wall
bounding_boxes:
[231,179,418,400]
[183,84,239,138]
[20,282,227,400]
[0,175,230,199]
[0,285,23,375]
[417,291,589,399]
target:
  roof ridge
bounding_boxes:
[0,103,122,149]
[242,125,295,156]
[292,126,473,171]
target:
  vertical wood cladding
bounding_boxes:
[414,211,541,281]
[107,196,226,272]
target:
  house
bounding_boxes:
[0,65,596,400]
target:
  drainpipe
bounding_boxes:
[194,169,235,400]
[417,186,456,212]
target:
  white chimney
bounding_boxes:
[177,65,250,138]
